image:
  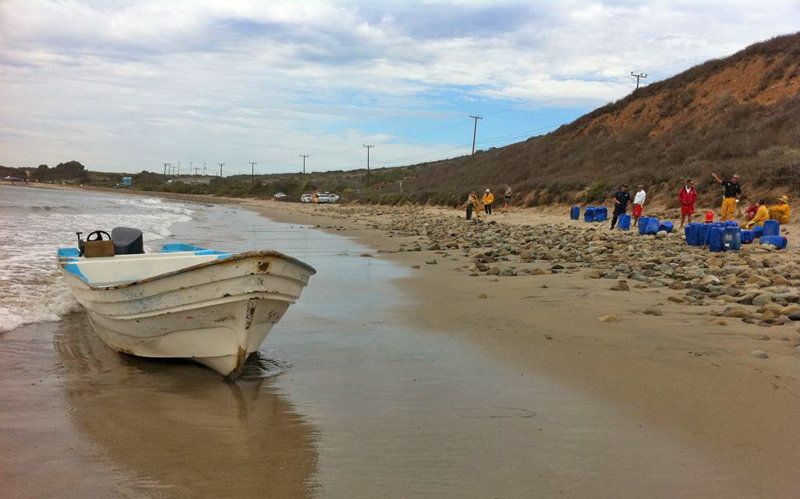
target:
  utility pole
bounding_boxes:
[363,145,374,187]
[202,162,206,176]
[218,163,224,177]
[470,115,482,155]
[249,162,257,184]
[300,154,309,175]
[163,163,171,182]
[631,71,647,90]
[177,162,181,177]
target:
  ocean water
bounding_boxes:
[0,186,193,332]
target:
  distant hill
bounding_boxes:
[360,32,800,208]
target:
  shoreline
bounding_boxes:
[12,182,800,493]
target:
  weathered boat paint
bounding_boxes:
[58,246,315,378]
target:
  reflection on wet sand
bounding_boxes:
[14,313,318,498]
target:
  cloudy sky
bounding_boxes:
[1,0,798,175]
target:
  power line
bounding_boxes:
[249,162,257,183]
[299,154,309,174]
[469,115,482,155]
[631,71,648,90]
[363,145,374,186]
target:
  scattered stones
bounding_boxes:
[667,296,685,303]
[598,315,621,323]
[610,281,629,291]
[643,307,663,316]
[532,268,546,276]
[425,259,438,265]
[749,350,769,359]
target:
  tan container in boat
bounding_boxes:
[83,240,115,258]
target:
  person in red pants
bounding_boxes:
[678,179,698,228]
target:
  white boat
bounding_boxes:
[57,232,315,378]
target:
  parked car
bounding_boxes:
[318,192,340,203]
[273,192,287,200]
[300,194,312,203]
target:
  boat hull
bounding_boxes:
[59,250,314,378]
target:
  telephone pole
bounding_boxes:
[470,115,482,155]
[363,145,374,187]
[163,163,171,182]
[177,162,181,176]
[202,162,206,176]
[249,162,257,184]
[300,154,309,175]
[631,72,647,90]
[218,163,224,177]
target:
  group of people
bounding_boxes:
[609,173,791,230]
[465,185,513,220]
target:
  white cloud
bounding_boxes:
[0,0,798,172]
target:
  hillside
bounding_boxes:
[361,32,800,209]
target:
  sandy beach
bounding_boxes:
[241,198,800,495]
[2,185,799,497]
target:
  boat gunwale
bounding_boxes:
[59,249,316,291]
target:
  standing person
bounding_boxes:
[482,189,494,215]
[610,184,631,229]
[678,179,698,228]
[632,184,646,226]
[711,173,741,222]
[466,191,479,220]
[503,184,513,210]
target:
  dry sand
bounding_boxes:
[239,198,800,495]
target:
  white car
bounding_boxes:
[300,194,312,203]
[320,192,340,203]
[273,192,287,200]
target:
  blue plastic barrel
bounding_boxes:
[760,235,787,250]
[722,227,741,251]
[584,206,596,222]
[753,226,764,239]
[708,227,724,252]
[684,224,693,244]
[638,217,650,235]
[659,221,674,233]
[740,230,755,244]
[618,214,631,230]
[696,224,709,246]
[725,221,739,227]
[594,206,608,222]
[570,206,580,220]
[763,220,780,237]
[645,217,660,235]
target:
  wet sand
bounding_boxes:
[2,193,799,497]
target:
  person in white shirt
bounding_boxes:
[632,185,646,226]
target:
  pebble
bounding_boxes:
[749,350,769,359]
[712,319,727,326]
[643,307,663,316]
[477,293,488,299]
[598,315,621,323]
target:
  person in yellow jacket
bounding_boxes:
[768,195,791,224]
[745,199,769,229]
[711,172,741,222]
[482,189,494,215]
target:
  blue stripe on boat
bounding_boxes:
[58,248,81,258]
[161,243,209,253]
[63,263,89,283]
